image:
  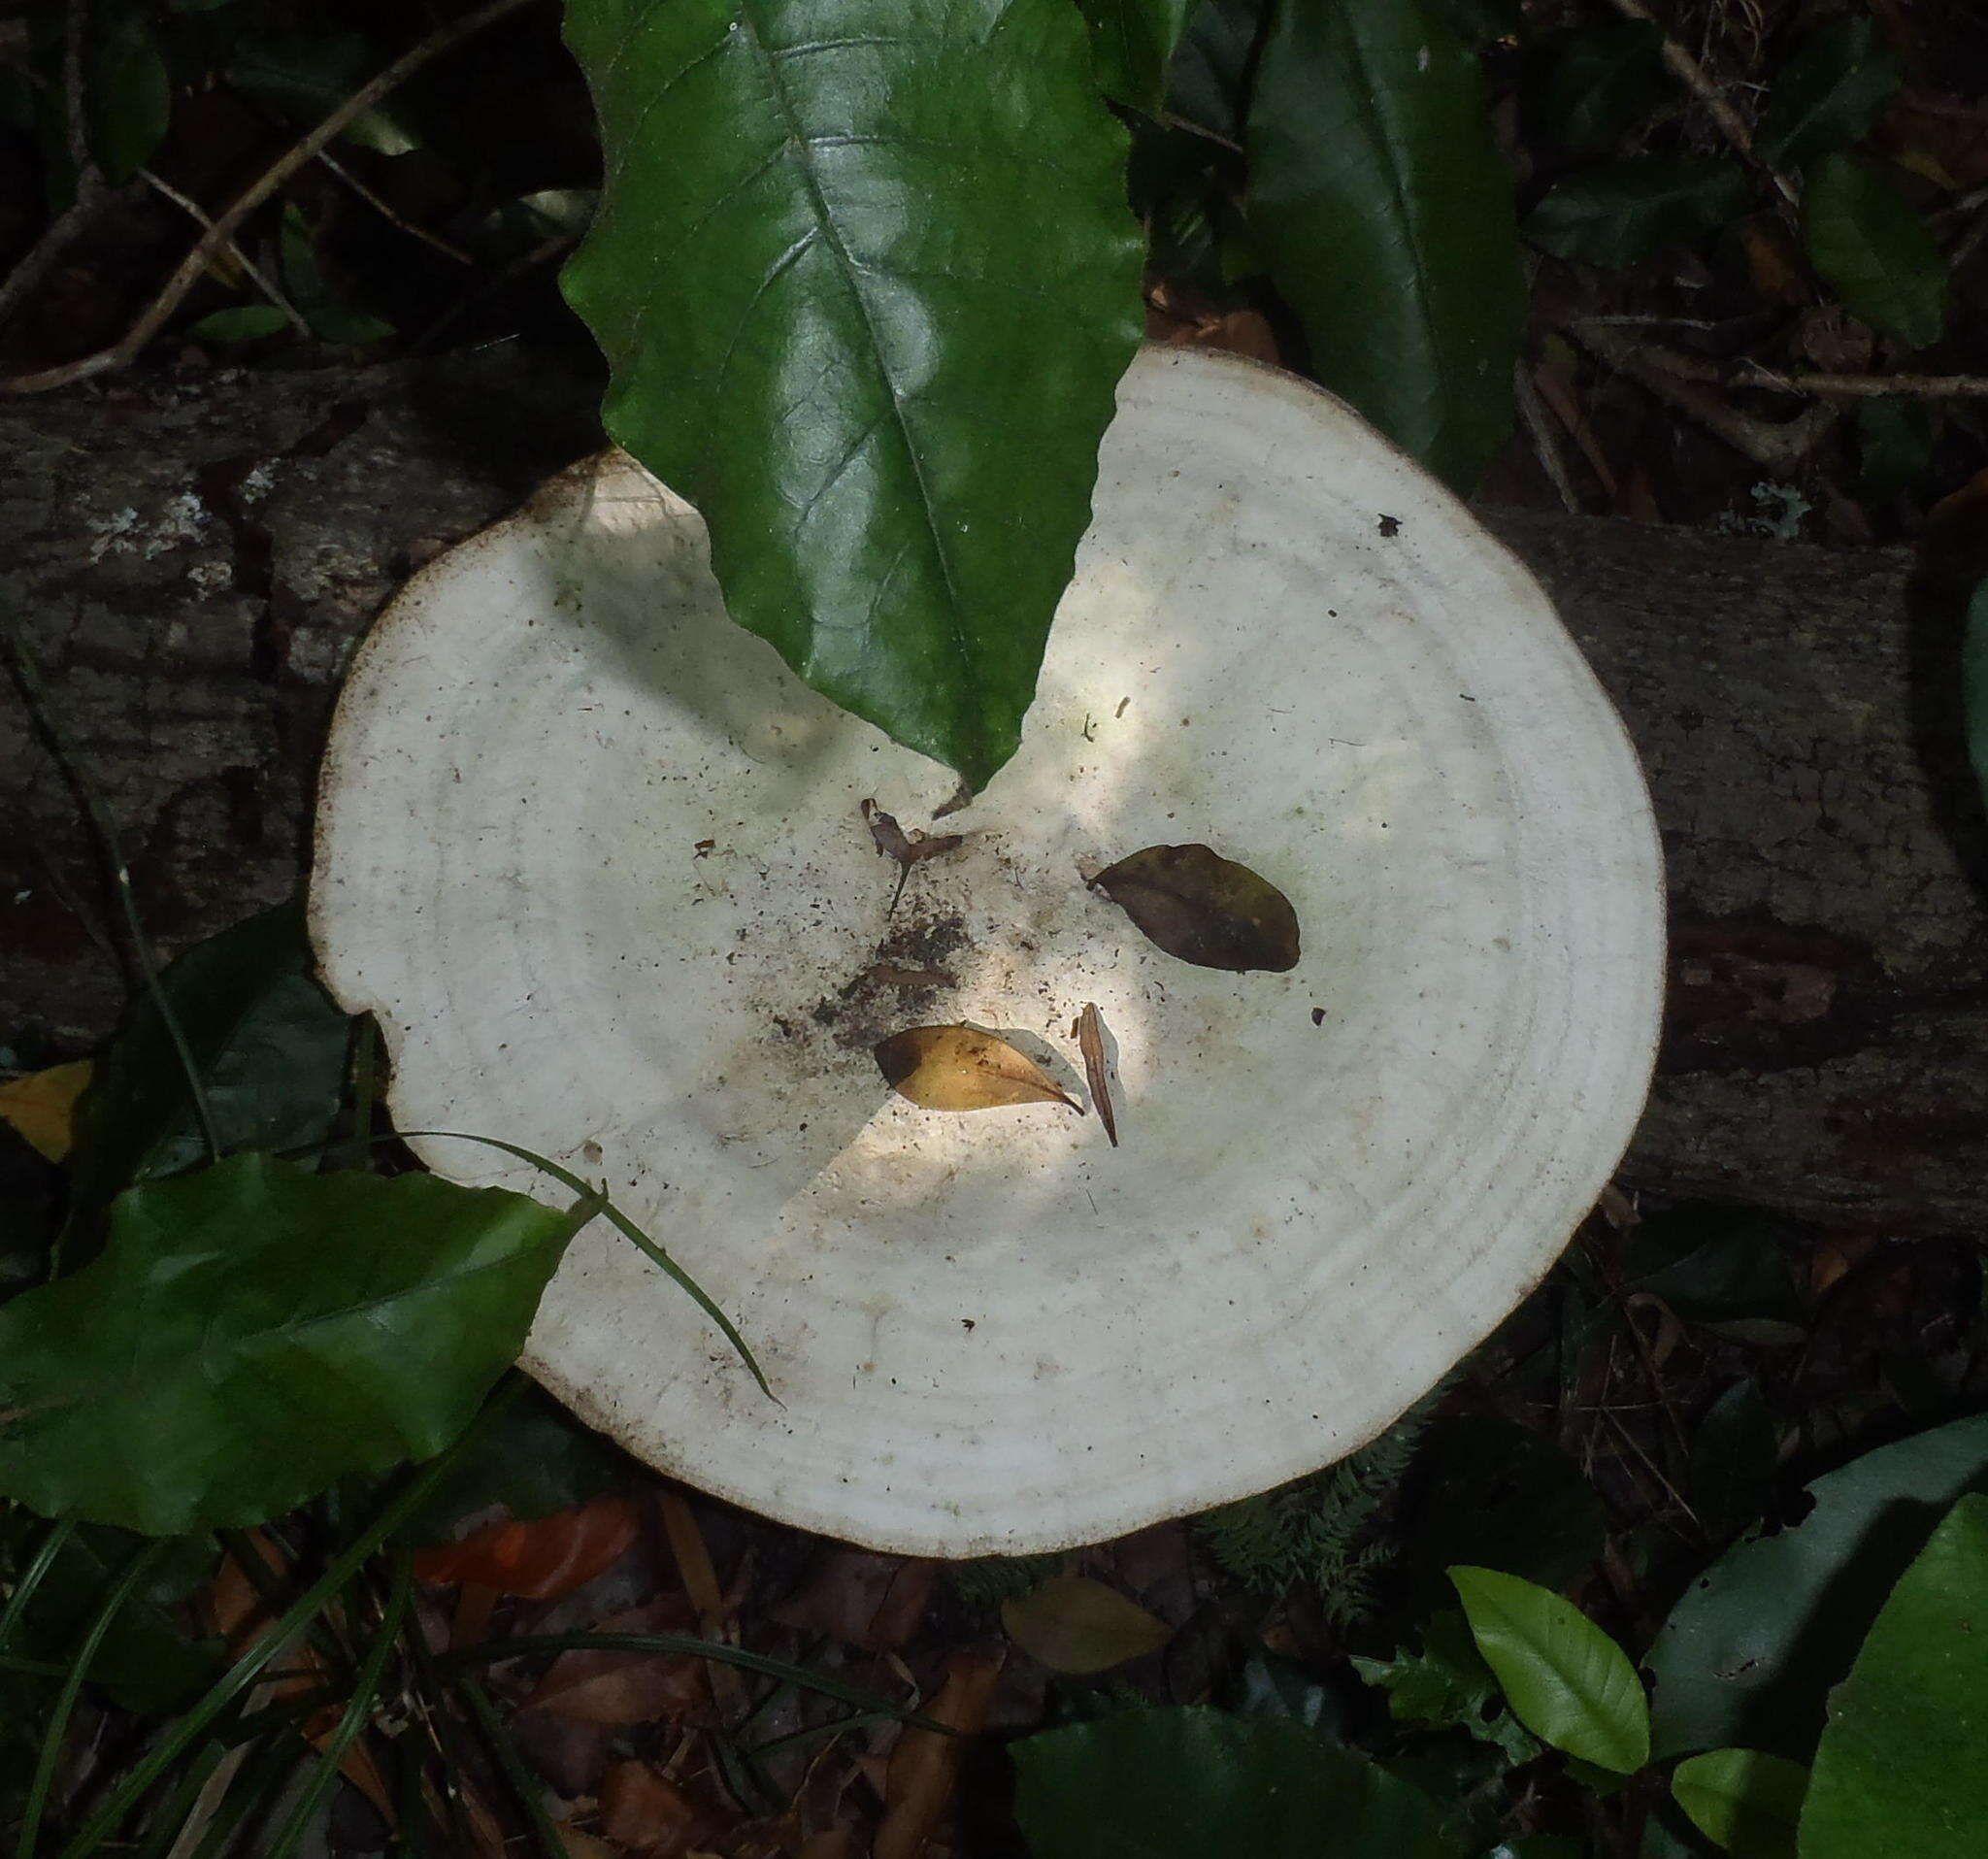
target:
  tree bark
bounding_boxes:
[3,360,1983,1232]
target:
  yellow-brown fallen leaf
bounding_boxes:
[1000,1571,1172,1676]
[873,1647,1005,1859]
[1076,1004,1118,1147]
[874,1026,1079,1113]
[0,1060,91,1162]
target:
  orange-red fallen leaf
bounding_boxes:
[597,1761,701,1854]
[522,1598,709,1726]
[872,1647,1005,1859]
[413,1496,639,1600]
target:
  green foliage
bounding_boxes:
[1690,1378,1778,1540]
[279,205,395,345]
[1011,1706,1460,1858]
[65,900,351,1234]
[0,1152,580,1533]
[559,0,1143,790]
[945,1550,1064,1614]
[1756,17,1902,173]
[1243,0,1523,490]
[1671,1748,1806,1859]
[1163,0,1265,143]
[1799,1494,1988,1857]
[1853,396,1934,502]
[1524,156,1752,269]
[1449,1566,1650,1775]
[1800,153,1946,350]
[1646,1412,1988,1760]
[1353,1610,1541,1765]
[1197,1384,1441,1624]
[1529,21,1668,160]
[1627,1204,1805,1344]
[1082,0,1197,111]
[184,305,292,345]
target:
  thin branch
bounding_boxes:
[1603,0,1800,207]
[315,146,477,266]
[2,0,536,394]
[1514,365,1584,514]
[135,169,312,337]
[1731,366,1988,400]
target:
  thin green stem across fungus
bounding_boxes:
[52,1379,528,1859]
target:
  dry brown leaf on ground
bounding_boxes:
[597,1760,703,1854]
[872,1647,1005,1859]
[999,1571,1172,1676]
[413,1495,641,1599]
[0,1060,90,1162]
[1076,1003,1118,1147]
[773,1549,938,1652]
[874,1026,1078,1113]
[522,1598,710,1725]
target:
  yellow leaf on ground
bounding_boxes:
[0,1061,91,1162]
[1001,1571,1173,1675]
[874,1026,1078,1113]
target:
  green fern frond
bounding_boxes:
[945,1551,1064,1614]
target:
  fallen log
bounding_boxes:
[3,357,1982,1232]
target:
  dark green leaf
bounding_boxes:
[391,1384,629,1545]
[1219,1648,1359,1737]
[1530,22,1667,160]
[186,305,292,345]
[1083,0,1197,111]
[0,1153,578,1533]
[1012,1706,1460,1858]
[1670,1748,1806,1859]
[1801,152,1946,349]
[1799,1494,1988,1857]
[1164,0,1267,142]
[1691,1379,1778,1539]
[1449,1566,1650,1774]
[227,30,417,155]
[1406,1418,1607,1604]
[280,206,396,347]
[1627,1205,1803,1330]
[560,0,1143,790]
[1245,0,1524,489]
[1352,1610,1541,1765]
[1756,17,1902,171]
[1420,0,1519,48]
[67,901,351,1223]
[1645,1412,1988,1759]
[13,1526,220,1715]
[1965,581,1988,817]
[1853,395,1934,501]
[87,0,172,185]
[1088,843,1300,972]
[1524,156,1752,268]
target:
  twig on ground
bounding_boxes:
[1514,366,1584,514]
[1,0,535,394]
[1602,0,1800,208]
[135,170,312,338]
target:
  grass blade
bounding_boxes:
[454,1676,572,1859]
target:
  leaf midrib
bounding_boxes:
[731,0,979,752]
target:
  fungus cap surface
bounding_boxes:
[311,348,1663,1555]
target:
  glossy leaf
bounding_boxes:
[1966,581,1988,816]
[1628,1204,1804,1340]
[561,0,1143,789]
[414,1496,640,1599]
[1646,1412,1988,1759]
[67,901,351,1222]
[86,0,171,185]
[1088,843,1300,972]
[185,305,292,345]
[1245,0,1523,489]
[1421,0,1519,48]
[1001,1571,1172,1675]
[1449,1566,1650,1774]
[1801,153,1946,349]
[1671,1748,1806,1859]
[1799,1494,1988,1857]
[1083,0,1196,110]
[0,1153,579,1533]
[1525,156,1752,269]
[1164,0,1266,143]
[1690,1378,1778,1539]
[1011,1706,1460,1858]
[1531,21,1667,160]
[226,29,418,156]
[1756,17,1901,172]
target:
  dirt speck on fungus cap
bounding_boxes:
[810,910,973,1052]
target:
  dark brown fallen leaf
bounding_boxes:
[597,1760,702,1855]
[1076,1003,1118,1147]
[1088,844,1301,973]
[1000,1571,1172,1675]
[875,1026,1080,1113]
[873,1647,1006,1859]
[521,1598,709,1725]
